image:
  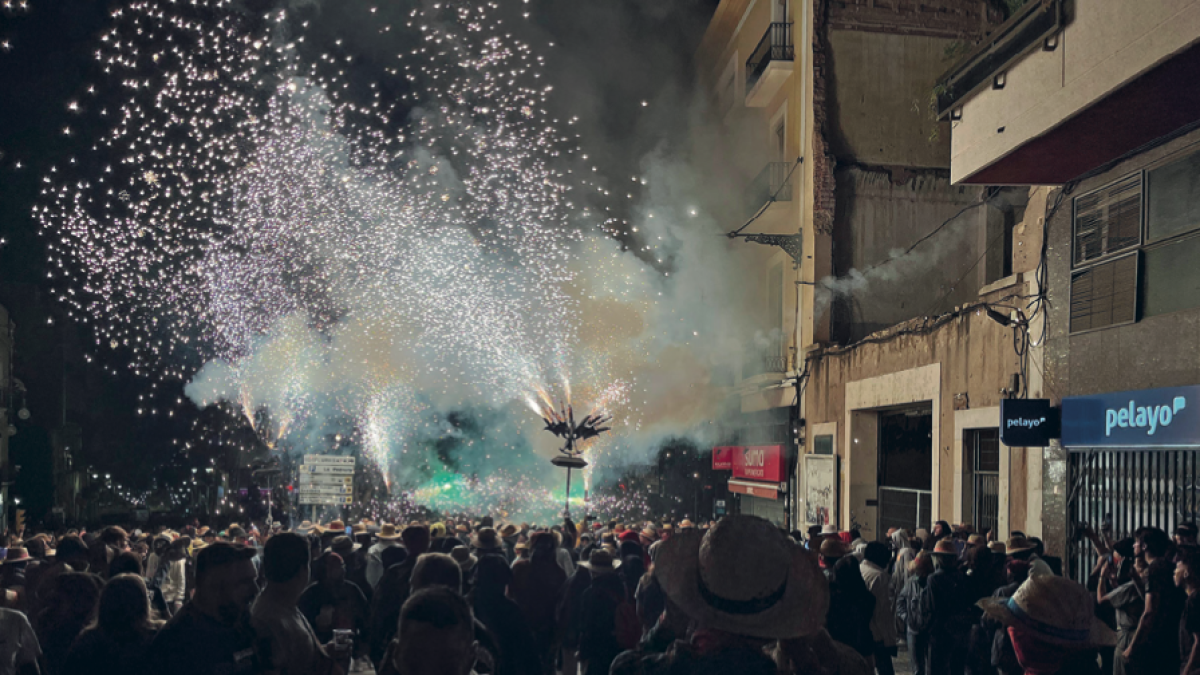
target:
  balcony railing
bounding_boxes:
[746,23,794,91]
[743,342,787,379]
[746,161,794,218]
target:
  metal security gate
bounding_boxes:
[878,487,932,538]
[1069,448,1200,580]
[965,429,1001,536]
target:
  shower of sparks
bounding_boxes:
[35,0,650,492]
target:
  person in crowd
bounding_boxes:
[370,523,429,666]
[329,535,371,603]
[861,541,897,675]
[63,573,162,674]
[978,574,1114,674]
[409,551,500,674]
[848,529,868,562]
[144,534,171,590]
[1097,538,1141,675]
[252,531,335,675]
[1125,526,1185,674]
[36,571,101,675]
[159,536,189,613]
[826,554,876,661]
[1030,537,1063,577]
[366,523,403,589]
[450,546,477,595]
[820,537,848,579]
[928,539,969,675]
[897,551,934,675]
[559,545,593,675]
[931,521,952,544]
[555,529,577,576]
[578,549,630,675]
[1007,534,1054,578]
[509,530,566,675]
[472,527,506,562]
[806,525,824,551]
[471,555,539,675]
[145,542,261,675]
[1177,523,1199,547]
[298,551,370,658]
[380,588,479,675]
[0,603,40,675]
[1175,546,1200,675]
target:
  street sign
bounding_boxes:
[295,492,350,502]
[301,465,356,476]
[299,456,355,505]
[299,475,353,486]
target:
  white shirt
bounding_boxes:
[0,608,40,675]
[366,540,400,589]
[556,548,575,576]
[161,558,186,605]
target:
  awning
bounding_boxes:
[728,479,778,500]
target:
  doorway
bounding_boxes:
[877,406,933,538]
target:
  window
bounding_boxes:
[1070,254,1137,333]
[1073,173,1141,267]
[1147,151,1200,242]
[963,429,1000,537]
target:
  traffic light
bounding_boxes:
[15,510,25,533]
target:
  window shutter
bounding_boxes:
[1073,174,1141,266]
[1070,254,1137,333]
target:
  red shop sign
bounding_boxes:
[712,446,738,471]
[732,445,786,483]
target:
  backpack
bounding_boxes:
[905,577,935,634]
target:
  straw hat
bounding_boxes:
[978,575,1116,648]
[679,519,696,531]
[640,527,658,540]
[2,548,31,565]
[931,540,958,556]
[656,516,828,640]
[968,534,986,546]
[989,541,1007,555]
[328,536,361,555]
[819,538,848,558]
[376,523,402,540]
[450,546,477,573]
[820,524,839,535]
[1006,535,1036,554]
[296,520,315,535]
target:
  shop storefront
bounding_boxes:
[712,445,788,526]
[1062,384,1200,579]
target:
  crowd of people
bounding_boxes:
[0,513,1194,674]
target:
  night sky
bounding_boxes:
[0,0,717,518]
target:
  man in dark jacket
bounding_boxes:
[927,540,970,675]
[578,550,626,675]
[369,525,428,666]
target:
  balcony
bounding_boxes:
[745,23,794,107]
[746,162,794,220]
[743,341,787,379]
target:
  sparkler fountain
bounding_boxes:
[534,390,612,518]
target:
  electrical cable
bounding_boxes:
[727,156,804,238]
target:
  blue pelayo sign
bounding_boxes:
[1061,385,1200,447]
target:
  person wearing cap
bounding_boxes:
[366,523,403,589]
[252,532,336,675]
[1123,526,1185,674]
[145,542,261,675]
[978,574,1115,674]
[298,551,369,659]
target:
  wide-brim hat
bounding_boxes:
[978,575,1116,649]
[1007,535,1036,554]
[820,524,839,535]
[328,536,362,555]
[656,515,828,640]
[640,527,658,540]
[296,521,315,534]
[989,541,1007,554]
[327,520,346,532]
[376,523,402,540]
[498,524,518,538]
[472,528,502,550]
[679,519,695,530]
[3,548,31,565]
